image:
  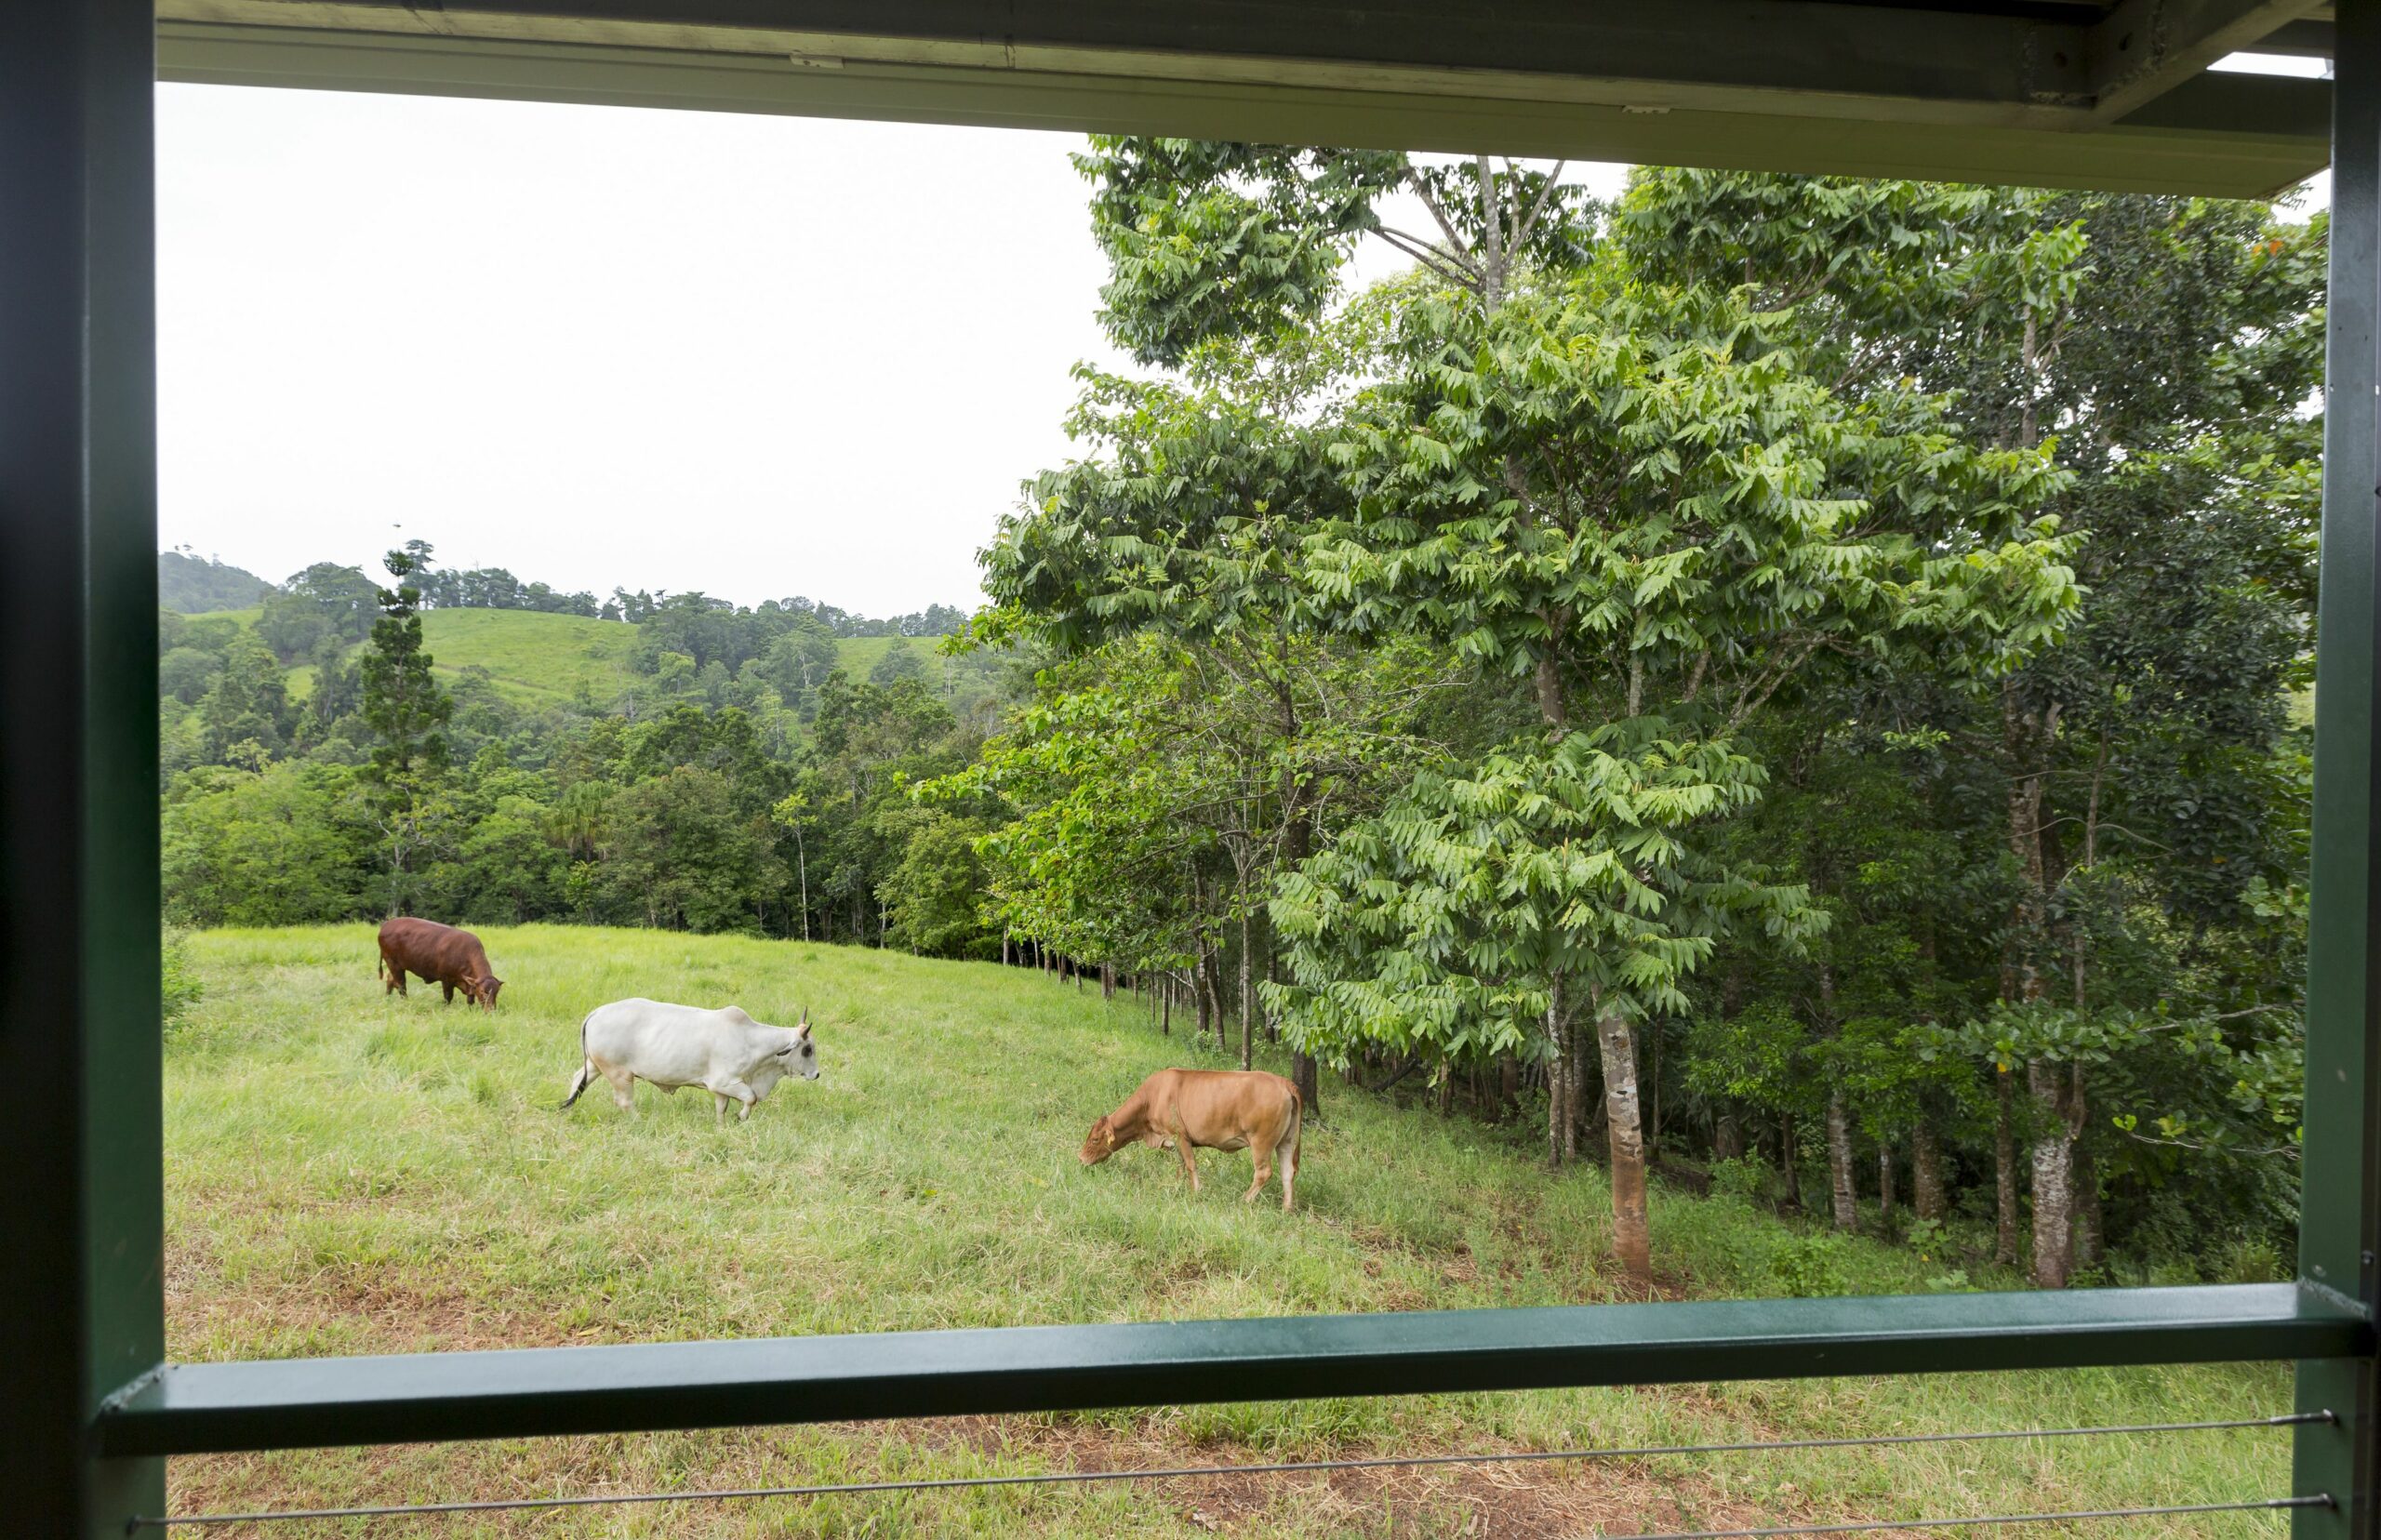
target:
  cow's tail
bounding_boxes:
[559,1011,597,1110]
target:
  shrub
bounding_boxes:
[1709,1154,1771,1204]
[161,927,204,1034]
[1769,1232,1851,1297]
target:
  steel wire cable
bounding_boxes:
[1599,1494,2328,1539]
[132,1410,2331,1529]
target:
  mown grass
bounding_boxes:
[417,609,642,706]
[168,926,2295,1536]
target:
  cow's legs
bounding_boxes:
[602,1065,636,1116]
[1279,1134,1299,1212]
[440,980,455,1004]
[1244,1138,1272,1204]
[711,1078,758,1124]
[1175,1134,1201,1193]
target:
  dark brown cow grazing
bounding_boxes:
[1080,1068,1303,1211]
[377,917,503,1009]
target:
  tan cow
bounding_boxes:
[1078,1068,1303,1211]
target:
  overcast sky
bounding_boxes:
[157,74,2317,618]
[157,85,1623,617]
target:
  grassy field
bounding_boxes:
[224,606,945,710]
[418,608,641,706]
[168,926,2295,1536]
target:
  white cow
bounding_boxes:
[561,998,818,1124]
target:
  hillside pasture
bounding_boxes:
[167,926,2293,1535]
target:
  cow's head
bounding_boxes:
[774,1008,819,1082]
[1078,1115,1121,1167]
[472,974,504,1009]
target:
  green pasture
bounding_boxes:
[167,926,2294,1536]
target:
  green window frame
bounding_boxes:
[6,5,2374,1535]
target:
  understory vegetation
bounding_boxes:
[161,157,2321,1295]
[167,928,2293,1537]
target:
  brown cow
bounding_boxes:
[377,917,503,1009]
[1079,1068,1303,1211]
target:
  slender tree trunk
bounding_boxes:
[1564,1018,1587,1164]
[1911,1116,1947,1224]
[2072,1121,2105,1275]
[1497,1052,1520,1122]
[1162,976,1172,1037]
[1002,932,1012,967]
[1101,962,1114,1002]
[2029,1059,2075,1289]
[1239,908,1254,1069]
[1826,1090,1859,1233]
[1780,1118,1802,1212]
[793,826,809,942]
[1877,1141,1895,1232]
[1595,991,1653,1290]
[1547,996,1568,1167]
[1994,1070,2020,1267]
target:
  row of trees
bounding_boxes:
[940,153,2318,1291]
[159,550,994,945]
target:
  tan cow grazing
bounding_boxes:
[1079,1069,1303,1211]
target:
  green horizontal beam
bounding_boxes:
[153,18,2333,197]
[100,1284,2369,1456]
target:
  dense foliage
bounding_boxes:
[960,151,2321,1289]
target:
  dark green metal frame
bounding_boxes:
[7,2,2379,1535]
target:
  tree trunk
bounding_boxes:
[1826,1090,1858,1233]
[1101,962,1114,1002]
[2028,1058,2074,1289]
[1877,1141,1895,1232]
[1565,1018,1588,1164]
[1911,1116,1947,1224]
[1596,1001,1653,1290]
[1779,1118,1802,1212]
[1547,1032,1566,1167]
[1994,1070,2020,1267]
[2072,1128,2105,1275]
[1295,1051,1320,1120]
[1714,1109,1744,1162]
[1497,1052,1520,1122]
[1239,909,1254,1070]
[1162,977,1172,1037]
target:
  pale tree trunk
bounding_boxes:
[1101,962,1114,1002]
[1594,989,1653,1290]
[1819,961,1856,1232]
[1877,1142,1895,1231]
[1911,1115,1947,1224]
[1826,1091,1859,1233]
[2029,1059,2075,1289]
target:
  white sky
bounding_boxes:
[158,85,1623,617]
[157,77,2314,617]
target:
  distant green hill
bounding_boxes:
[160,551,273,613]
[419,609,641,705]
[256,606,947,709]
